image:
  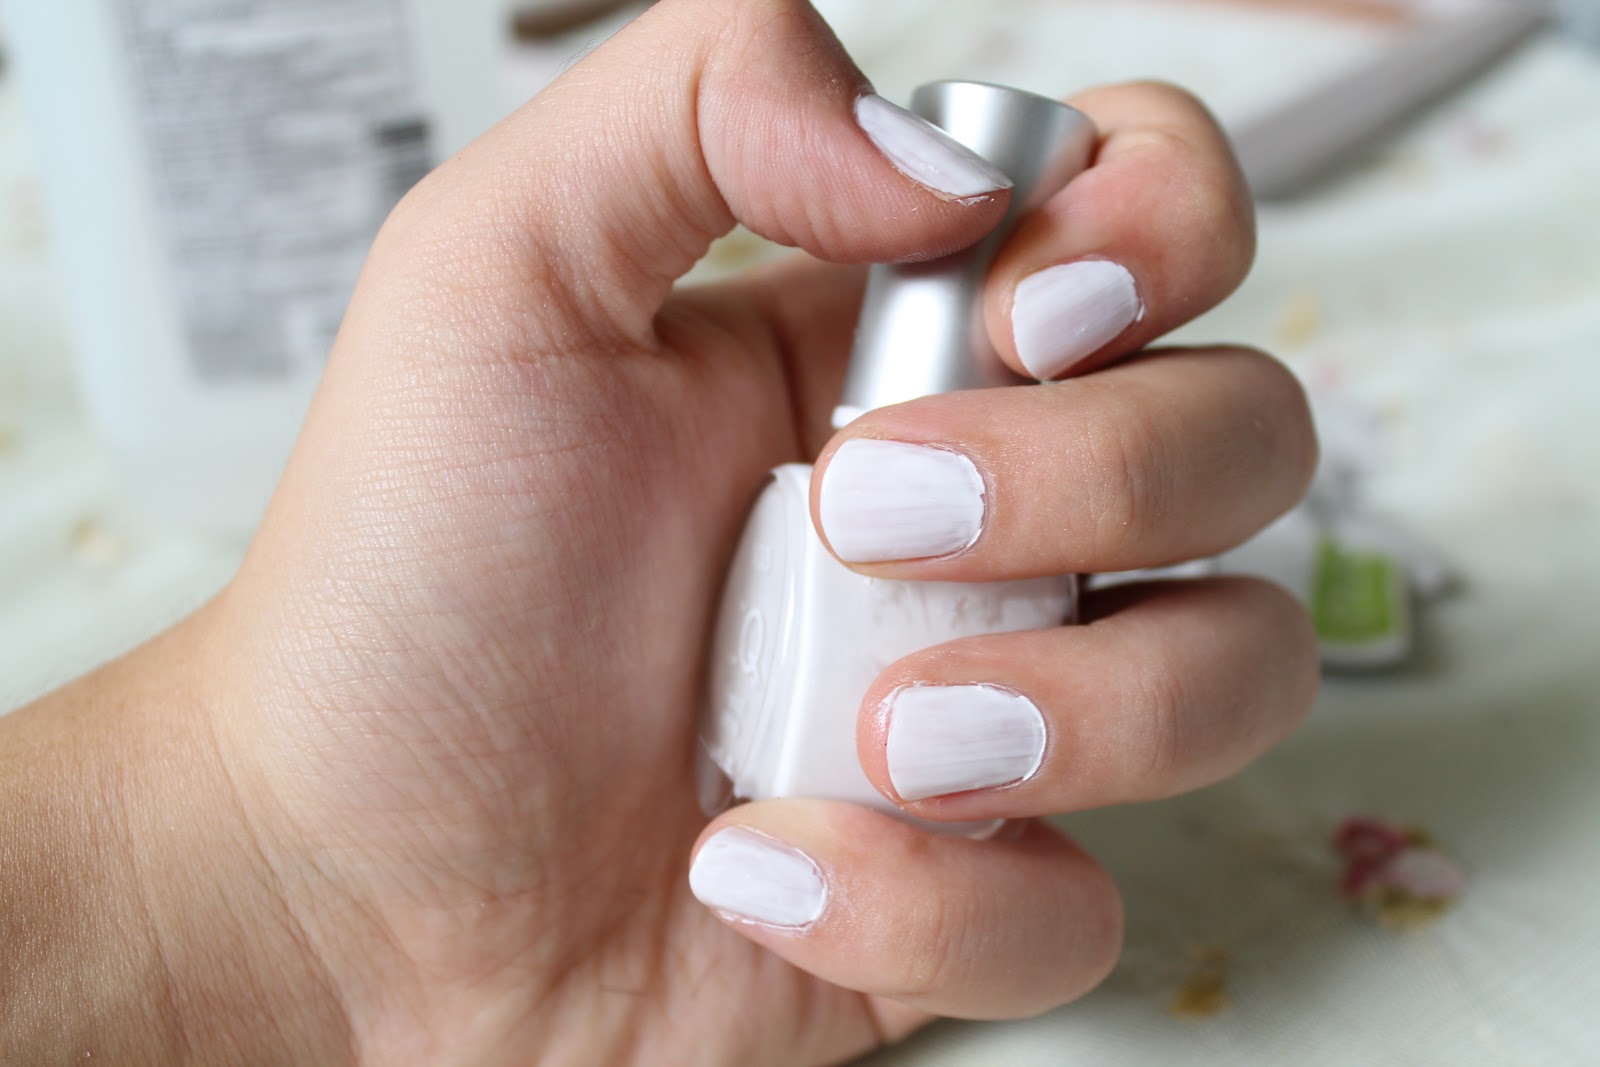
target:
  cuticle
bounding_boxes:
[1065,253,1146,311]
[927,440,990,560]
[715,907,824,935]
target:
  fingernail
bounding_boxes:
[1012,259,1142,380]
[855,94,1012,200]
[818,440,985,563]
[689,827,827,929]
[885,685,1046,802]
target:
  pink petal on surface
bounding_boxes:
[1380,848,1468,900]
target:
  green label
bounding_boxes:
[1312,539,1398,645]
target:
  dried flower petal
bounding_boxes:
[1382,847,1467,900]
[1333,815,1465,928]
[1169,949,1229,1020]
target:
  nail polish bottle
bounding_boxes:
[700,82,1097,825]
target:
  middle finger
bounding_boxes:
[811,345,1317,579]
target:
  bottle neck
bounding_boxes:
[838,81,1096,414]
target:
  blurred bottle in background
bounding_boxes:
[1555,0,1600,48]
[5,1,439,539]
[412,0,650,159]
[2,0,644,541]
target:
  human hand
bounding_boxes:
[2,1,1318,1063]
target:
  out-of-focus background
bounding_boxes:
[2,1,1599,1062]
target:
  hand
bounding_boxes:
[1,1,1318,1063]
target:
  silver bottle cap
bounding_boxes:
[837,82,1096,416]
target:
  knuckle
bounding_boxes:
[1105,83,1254,272]
[883,892,964,1000]
[1113,122,1198,166]
[1080,394,1177,564]
[1113,138,1255,288]
[1120,79,1215,121]
[722,0,817,62]
[1128,642,1200,779]
[1169,156,1255,280]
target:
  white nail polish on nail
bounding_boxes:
[1012,260,1142,380]
[819,440,985,563]
[886,685,1047,802]
[688,828,827,928]
[855,94,1013,200]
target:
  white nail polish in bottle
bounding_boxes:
[699,83,1096,826]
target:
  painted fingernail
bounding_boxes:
[885,685,1046,802]
[855,94,1012,200]
[689,828,827,929]
[818,440,985,563]
[1012,259,1142,380]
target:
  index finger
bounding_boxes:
[984,81,1255,381]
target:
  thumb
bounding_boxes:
[366,0,1012,353]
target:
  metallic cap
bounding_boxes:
[838,82,1097,415]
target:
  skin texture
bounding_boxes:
[0,1,1319,1064]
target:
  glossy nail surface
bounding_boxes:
[818,440,985,563]
[1012,259,1141,380]
[885,684,1047,802]
[689,827,826,928]
[855,94,1013,200]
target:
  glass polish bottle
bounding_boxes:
[699,81,1097,823]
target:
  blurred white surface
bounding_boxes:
[3,1,1600,1062]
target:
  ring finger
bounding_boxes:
[855,576,1319,819]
